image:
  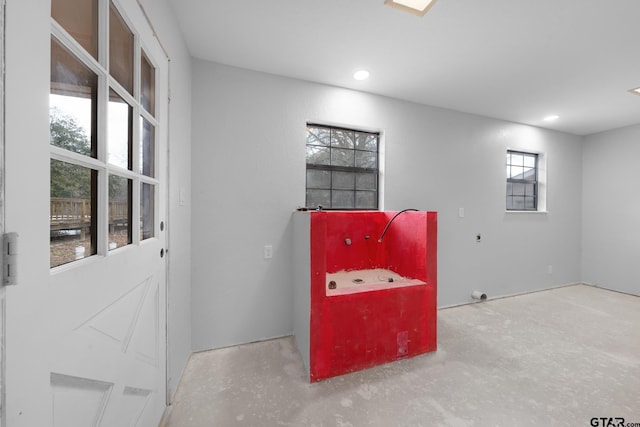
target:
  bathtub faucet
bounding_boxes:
[378,209,419,242]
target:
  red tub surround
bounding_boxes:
[292,210,438,382]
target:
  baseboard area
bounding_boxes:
[437,282,584,310]
[157,405,173,427]
[581,282,640,298]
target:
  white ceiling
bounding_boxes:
[167,0,640,136]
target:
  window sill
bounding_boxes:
[505,210,548,214]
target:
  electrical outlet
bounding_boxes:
[476,233,482,243]
[264,245,273,259]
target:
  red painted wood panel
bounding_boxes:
[308,211,437,382]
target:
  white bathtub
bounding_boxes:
[325,268,425,296]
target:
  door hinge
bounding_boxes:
[2,232,18,286]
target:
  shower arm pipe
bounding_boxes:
[377,209,419,242]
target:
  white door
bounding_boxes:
[5,0,168,425]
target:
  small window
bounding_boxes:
[306,124,379,210]
[506,150,538,211]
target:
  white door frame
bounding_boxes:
[133,0,171,406]
[0,0,6,425]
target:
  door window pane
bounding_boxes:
[108,175,132,250]
[141,51,155,116]
[51,0,98,59]
[109,2,134,94]
[50,38,97,157]
[50,159,97,267]
[108,89,132,169]
[140,118,155,177]
[141,183,155,240]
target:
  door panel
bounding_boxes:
[49,244,165,426]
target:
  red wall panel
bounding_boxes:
[308,211,437,382]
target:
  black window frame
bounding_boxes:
[506,150,538,211]
[305,123,379,210]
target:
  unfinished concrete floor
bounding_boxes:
[165,285,639,426]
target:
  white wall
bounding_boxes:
[582,124,640,296]
[138,0,193,402]
[191,60,584,351]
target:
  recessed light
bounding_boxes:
[384,0,437,16]
[353,70,370,81]
[630,87,640,96]
[543,115,559,122]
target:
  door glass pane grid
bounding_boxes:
[51,2,160,267]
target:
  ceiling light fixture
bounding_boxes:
[543,115,560,122]
[384,0,437,16]
[630,87,640,96]
[353,70,370,81]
